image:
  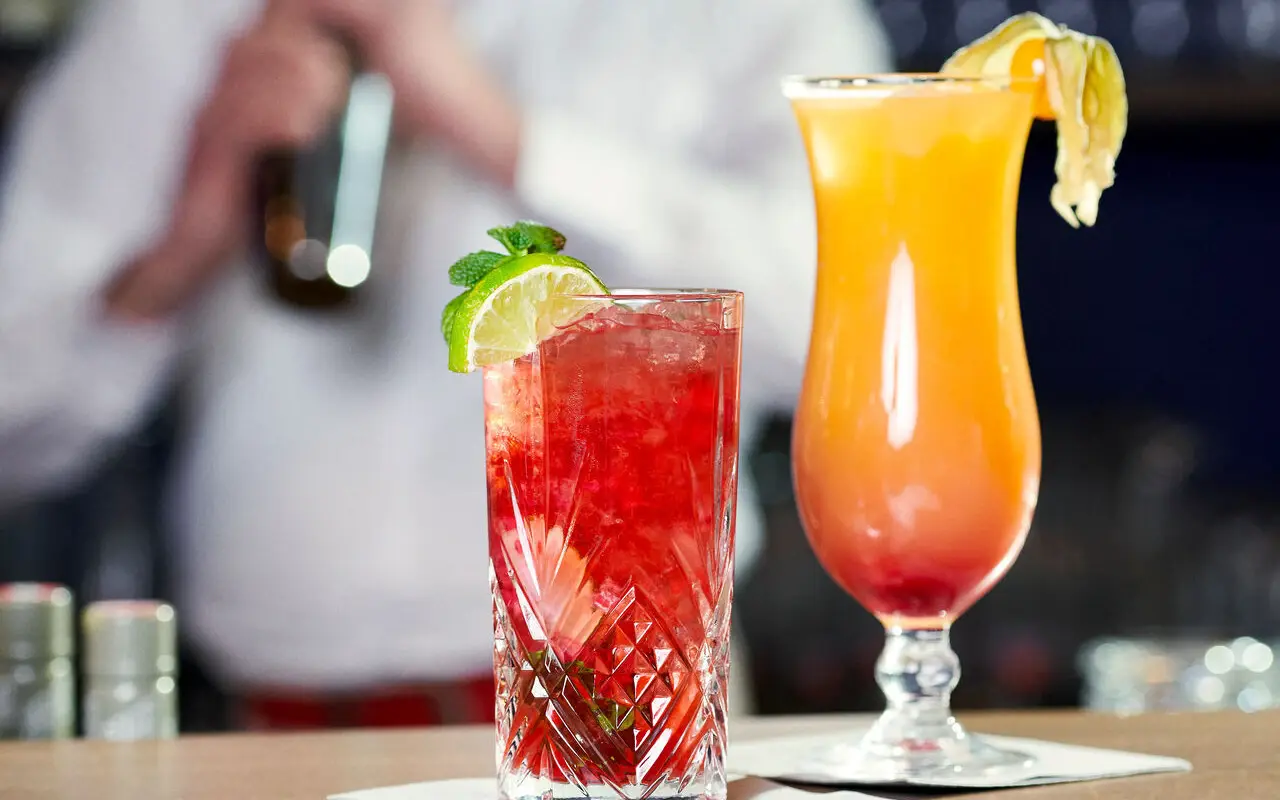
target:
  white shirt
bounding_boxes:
[0,0,888,690]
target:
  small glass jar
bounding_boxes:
[1080,635,1280,714]
[0,583,75,740]
[82,600,177,740]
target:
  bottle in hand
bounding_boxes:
[256,49,394,311]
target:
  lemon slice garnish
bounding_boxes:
[943,12,1128,228]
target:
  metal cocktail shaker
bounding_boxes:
[255,43,394,311]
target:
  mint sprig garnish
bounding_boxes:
[513,221,567,254]
[448,222,567,289]
[487,226,533,255]
[440,220,569,342]
[487,221,566,258]
[448,251,507,288]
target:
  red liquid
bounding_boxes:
[484,301,740,790]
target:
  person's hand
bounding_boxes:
[106,4,351,320]
[106,0,522,321]
[304,0,522,186]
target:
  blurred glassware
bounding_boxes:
[873,0,1280,86]
[952,0,1013,46]
[81,600,178,740]
[1081,636,1280,713]
[1239,0,1280,56]
[1037,0,1100,34]
[1130,0,1192,60]
[0,583,74,739]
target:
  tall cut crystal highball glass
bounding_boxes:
[486,291,743,800]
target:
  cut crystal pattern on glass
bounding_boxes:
[486,294,741,800]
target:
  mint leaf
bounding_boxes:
[440,291,468,342]
[596,699,635,733]
[519,650,632,733]
[487,225,534,255]
[513,221,566,254]
[449,250,507,288]
[483,221,566,257]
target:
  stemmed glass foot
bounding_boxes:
[804,628,1034,784]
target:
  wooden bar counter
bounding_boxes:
[1,710,1275,799]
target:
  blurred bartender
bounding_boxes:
[0,0,887,728]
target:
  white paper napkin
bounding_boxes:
[328,732,1191,799]
[329,776,892,800]
[727,729,1192,790]
[329,777,491,800]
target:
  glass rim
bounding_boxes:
[564,288,743,301]
[782,73,1038,99]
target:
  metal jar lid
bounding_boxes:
[82,601,177,678]
[0,583,74,661]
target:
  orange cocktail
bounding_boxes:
[784,75,1044,781]
[791,80,1040,630]
[783,10,1126,784]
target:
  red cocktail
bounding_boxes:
[485,291,742,800]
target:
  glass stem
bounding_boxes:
[869,627,964,746]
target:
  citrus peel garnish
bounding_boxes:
[942,12,1128,228]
